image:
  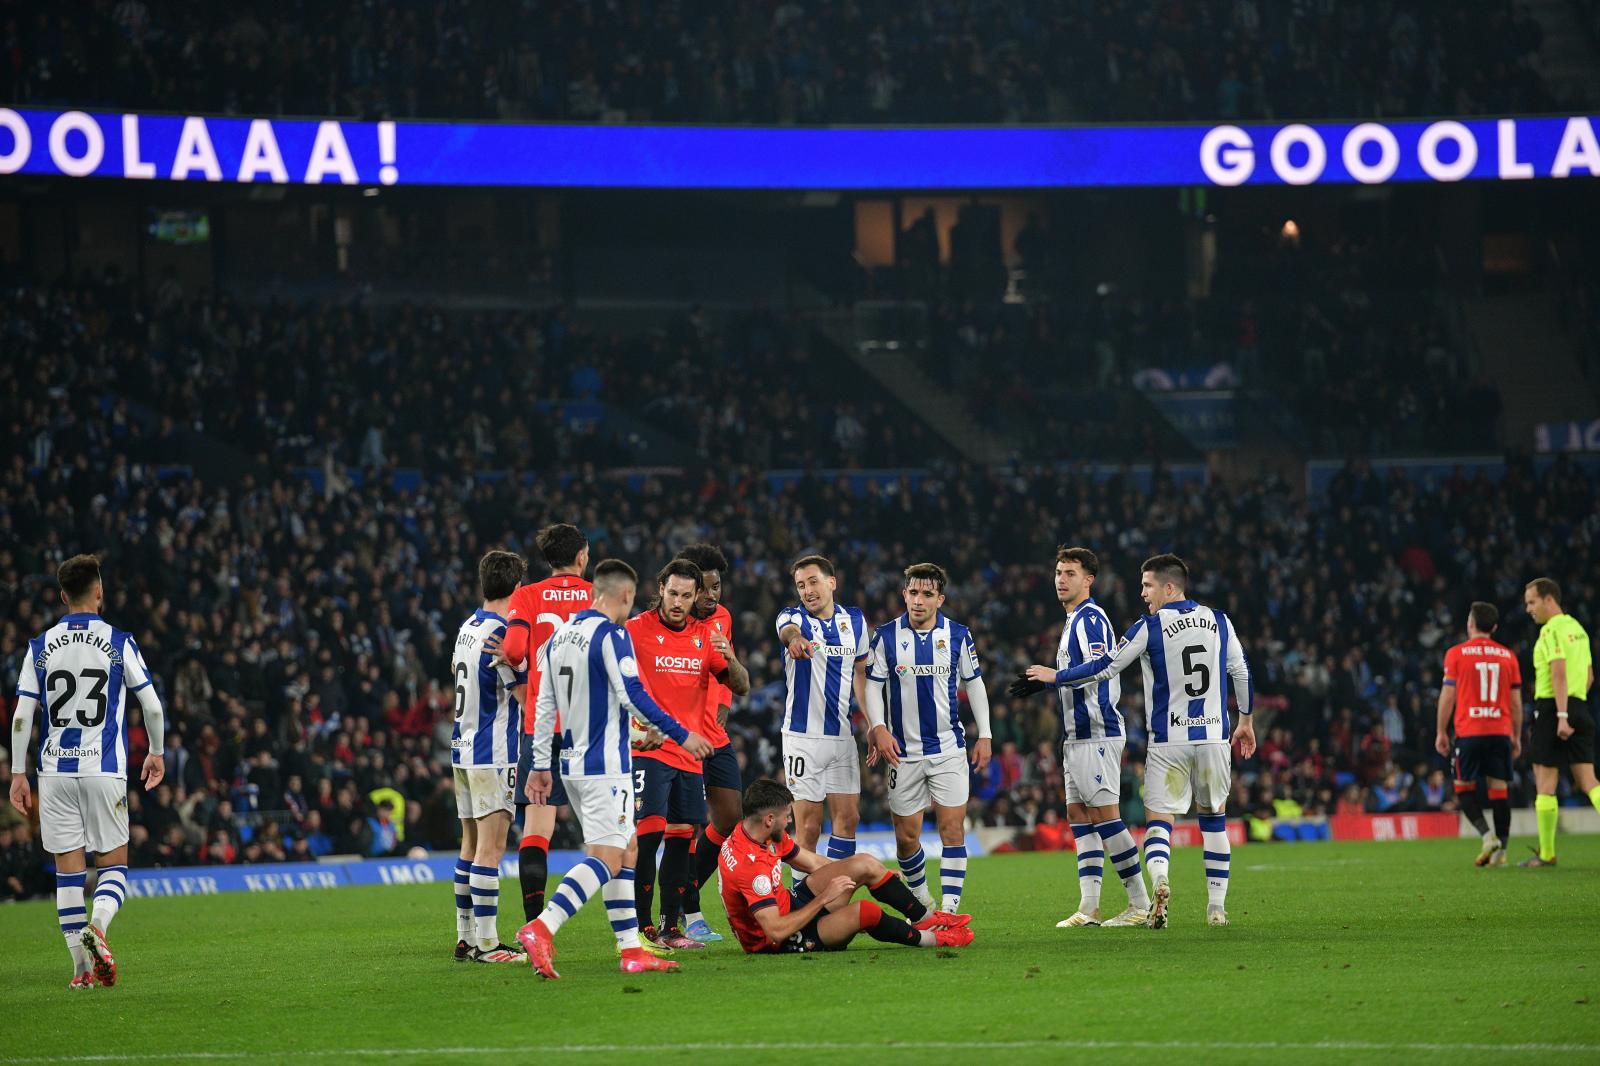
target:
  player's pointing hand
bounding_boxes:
[786,635,812,660]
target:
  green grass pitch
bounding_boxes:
[2,837,1598,1065]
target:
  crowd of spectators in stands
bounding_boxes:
[907,217,1503,459]
[3,268,1597,889]
[0,0,1571,125]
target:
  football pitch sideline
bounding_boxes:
[2,838,1598,1066]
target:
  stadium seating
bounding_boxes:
[1,1,1573,124]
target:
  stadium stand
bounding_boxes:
[0,0,1577,124]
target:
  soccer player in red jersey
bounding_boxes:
[675,544,747,942]
[495,524,591,922]
[627,559,749,950]
[719,778,973,954]
[1434,601,1524,867]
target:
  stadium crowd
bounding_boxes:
[3,268,1597,892]
[0,0,1570,125]
[918,224,1501,458]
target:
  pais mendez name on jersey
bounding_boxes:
[36,630,122,665]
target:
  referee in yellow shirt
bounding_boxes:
[1520,578,1597,867]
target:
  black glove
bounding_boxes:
[1007,671,1049,699]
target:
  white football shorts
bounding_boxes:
[781,734,861,803]
[1144,742,1233,814]
[39,776,128,855]
[565,774,635,849]
[887,749,970,816]
[453,765,516,821]
[1062,737,1124,808]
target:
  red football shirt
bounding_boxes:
[626,611,727,773]
[718,821,800,954]
[699,603,735,749]
[504,574,593,732]
[1443,636,1522,737]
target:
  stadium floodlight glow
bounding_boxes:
[0,107,1596,189]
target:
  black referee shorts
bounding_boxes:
[1529,697,1596,768]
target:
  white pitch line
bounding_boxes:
[5,1039,1599,1062]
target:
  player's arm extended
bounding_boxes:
[605,629,690,745]
[1057,619,1148,687]
[777,615,810,659]
[530,641,559,771]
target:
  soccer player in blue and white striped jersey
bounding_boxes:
[774,555,870,882]
[1055,554,1256,928]
[863,563,991,915]
[448,550,530,964]
[517,559,714,979]
[1012,547,1150,929]
[9,555,167,989]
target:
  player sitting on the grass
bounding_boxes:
[518,559,714,980]
[9,554,167,989]
[718,778,973,954]
[448,550,529,964]
[863,562,991,916]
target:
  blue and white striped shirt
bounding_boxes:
[1054,598,1123,742]
[775,603,869,738]
[1059,599,1252,747]
[16,613,152,778]
[531,610,689,779]
[449,609,524,768]
[866,612,982,759]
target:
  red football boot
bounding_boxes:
[913,911,972,930]
[619,946,680,973]
[81,925,117,987]
[516,919,560,980]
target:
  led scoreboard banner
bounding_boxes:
[1,107,1597,188]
